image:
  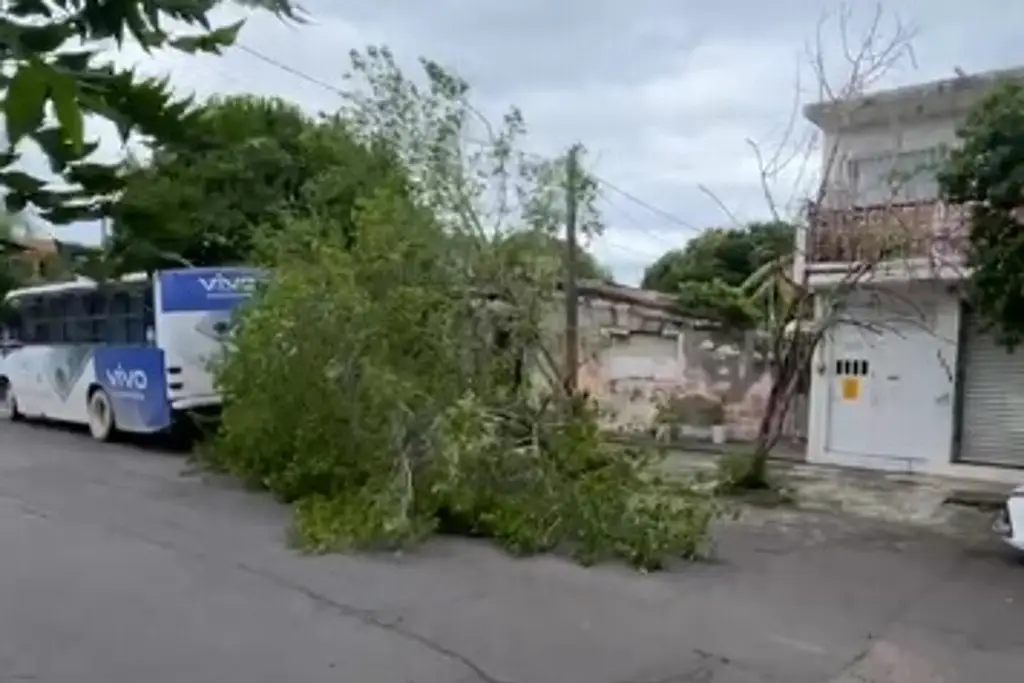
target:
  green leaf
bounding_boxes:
[0,169,47,194]
[4,60,49,145]
[48,71,85,155]
[30,127,99,173]
[24,187,66,210]
[170,20,245,55]
[234,0,306,22]
[14,19,76,53]
[4,192,28,214]
[121,3,152,49]
[53,50,96,75]
[67,162,123,194]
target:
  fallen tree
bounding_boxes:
[206,47,716,570]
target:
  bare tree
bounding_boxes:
[704,3,925,487]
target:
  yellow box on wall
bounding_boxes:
[841,377,860,401]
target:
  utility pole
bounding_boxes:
[564,143,581,396]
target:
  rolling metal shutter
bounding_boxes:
[958,311,1024,467]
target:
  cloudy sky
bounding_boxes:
[37,0,1024,284]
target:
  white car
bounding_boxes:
[993,485,1024,552]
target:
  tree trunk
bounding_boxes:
[747,334,807,487]
[748,379,784,485]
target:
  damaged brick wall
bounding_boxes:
[537,290,807,443]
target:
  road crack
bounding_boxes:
[232,559,514,683]
[0,484,512,683]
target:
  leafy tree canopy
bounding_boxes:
[641,221,795,293]
[939,81,1024,350]
[107,94,412,273]
[0,0,300,224]
[640,221,796,325]
[495,230,614,284]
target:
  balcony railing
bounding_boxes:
[807,200,969,265]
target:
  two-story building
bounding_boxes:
[797,66,1024,483]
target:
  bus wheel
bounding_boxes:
[87,388,116,442]
[0,380,20,421]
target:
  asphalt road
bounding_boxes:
[1,421,1023,683]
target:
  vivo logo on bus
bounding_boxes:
[198,272,259,297]
[105,364,148,392]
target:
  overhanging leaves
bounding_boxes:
[939,81,1024,350]
[4,60,50,145]
[0,0,301,224]
[0,169,47,194]
[170,20,245,55]
[49,70,85,155]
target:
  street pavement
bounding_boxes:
[1,421,1023,683]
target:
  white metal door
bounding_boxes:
[826,320,879,455]
[826,294,952,460]
[958,312,1024,467]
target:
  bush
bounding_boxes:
[426,395,716,568]
[206,207,717,571]
[714,452,771,493]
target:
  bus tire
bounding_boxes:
[0,378,20,421]
[87,387,117,442]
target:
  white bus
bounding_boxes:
[0,266,263,441]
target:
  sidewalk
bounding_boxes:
[656,448,1014,535]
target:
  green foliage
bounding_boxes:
[642,221,795,292]
[939,81,1024,350]
[713,452,795,508]
[643,221,796,327]
[714,452,772,494]
[206,48,716,570]
[676,279,759,327]
[495,230,613,283]
[0,0,301,223]
[210,209,715,570]
[110,95,410,272]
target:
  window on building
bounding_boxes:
[847,147,947,205]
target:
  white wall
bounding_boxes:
[795,113,967,286]
[820,114,963,188]
[805,284,1022,484]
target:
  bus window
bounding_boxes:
[17,296,38,343]
[58,294,78,343]
[22,296,51,343]
[0,305,22,354]
[71,291,95,343]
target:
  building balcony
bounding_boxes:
[806,200,969,269]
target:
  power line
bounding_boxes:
[581,230,667,260]
[236,44,348,97]
[233,42,705,239]
[595,238,665,260]
[596,177,704,234]
[598,196,687,251]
